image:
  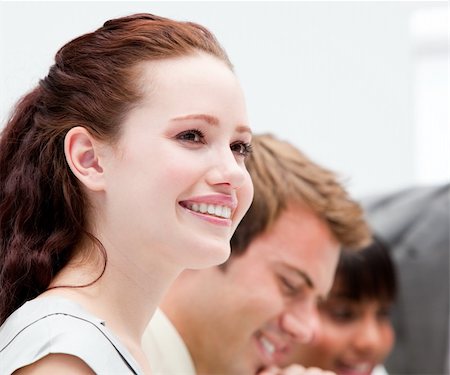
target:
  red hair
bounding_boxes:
[0,13,231,324]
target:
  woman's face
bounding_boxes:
[284,281,395,375]
[98,52,253,270]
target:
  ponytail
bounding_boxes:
[0,87,86,324]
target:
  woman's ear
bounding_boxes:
[64,127,106,192]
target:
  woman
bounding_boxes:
[0,13,253,374]
[284,237,397,375]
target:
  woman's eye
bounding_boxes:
[176,129,205,143]
[377,306,392,321]
[327,307,356,322]
[319,299,355,322]
[231,142,252,158]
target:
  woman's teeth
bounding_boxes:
[339,362,372,373]
[190,203,232,219]
[350,363,371,371]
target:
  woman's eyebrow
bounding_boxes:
[236,125,252,136]
[171,114,252,136]
[170,114,219,125]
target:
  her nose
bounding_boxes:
[205,145,248,189]
[352,316,383,354]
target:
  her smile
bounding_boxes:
[179,194,237,223]
[187,202,232,219]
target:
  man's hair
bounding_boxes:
[230,133,371,256]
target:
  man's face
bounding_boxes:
[169,203,340,374]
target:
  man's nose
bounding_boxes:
[280,301,320,344]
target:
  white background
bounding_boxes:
[0,1,448,198]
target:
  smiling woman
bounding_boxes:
[0,13,253,374]
[284,237,397,375]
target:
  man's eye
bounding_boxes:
[176,129,205,143]
[230,142,252,158]
[280,276,302,296]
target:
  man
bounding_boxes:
[363,184,450,374]
[143,134,371,374]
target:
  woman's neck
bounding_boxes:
[45,239,182,346]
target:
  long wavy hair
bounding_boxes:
[0,13,231,325]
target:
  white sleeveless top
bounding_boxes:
[0,296,144,374]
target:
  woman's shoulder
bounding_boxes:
[0,295,105,341]
[13,353,95,375]
[0,296,141,374]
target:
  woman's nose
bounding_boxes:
[205,147,248,189]
[352,317,384,354]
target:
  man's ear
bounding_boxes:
[64,126,106,192]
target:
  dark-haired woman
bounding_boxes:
[283,237,397,375]
[0,13,253,374]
